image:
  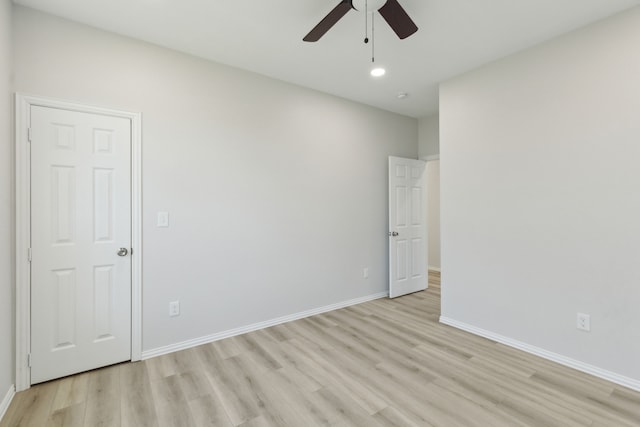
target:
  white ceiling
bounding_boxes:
[13,0,640,118]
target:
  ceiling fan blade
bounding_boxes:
[303,1,353,42]
[378,0,418,40]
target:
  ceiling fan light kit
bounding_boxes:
[303,0,418,42]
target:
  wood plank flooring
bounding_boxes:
[3,271,640,426]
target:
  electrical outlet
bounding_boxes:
[169,300,180,317]
[363,267,369,279]
[577,313,590,331]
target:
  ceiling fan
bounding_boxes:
[303,0,418,42]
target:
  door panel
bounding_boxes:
[30,106,132,384]
[389,156,427,298]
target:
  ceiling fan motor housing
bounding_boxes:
[352,0,388,12]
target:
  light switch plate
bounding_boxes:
[169,300,180,317]
[157,211,169,227]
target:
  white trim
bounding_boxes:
[129,104,143,362]
[0,385,15,422]
[428,266,441,273]
[15,94,143,391]
[439,316,640,392]
[142,291,388,360]
[15,95,31,392]
[420,154,440,161]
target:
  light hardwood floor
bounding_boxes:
[2,272,640,427]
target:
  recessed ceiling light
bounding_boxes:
[397,92,408,99]
[370,67,386,77]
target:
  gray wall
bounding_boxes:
[419,114,440,271]
[440,7,640,383]
[13,6,418,353]
[418,113,439,158]
[426,160,440,270]
[0,0,13,404]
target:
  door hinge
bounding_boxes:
[27,248,32,263]
[27,128,32,143]
[27,353,31,368]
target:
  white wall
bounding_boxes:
[418,113,439,158]
[13,6,418,352]
[426,160,440,271]
[440,6,640,384]
[0,0,14,404]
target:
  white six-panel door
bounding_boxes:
[30,105,132,384]
[388,156,428,298]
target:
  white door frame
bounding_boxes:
[15,94,143,391]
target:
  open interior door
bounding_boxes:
[388,156,428,298]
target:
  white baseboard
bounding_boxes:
[428,266,441,272]
[142,291,389,360]
[439,317,640,392]
[0,385,15,423]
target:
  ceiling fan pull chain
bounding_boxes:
[364,0,369,43]
[372,12,375,62]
